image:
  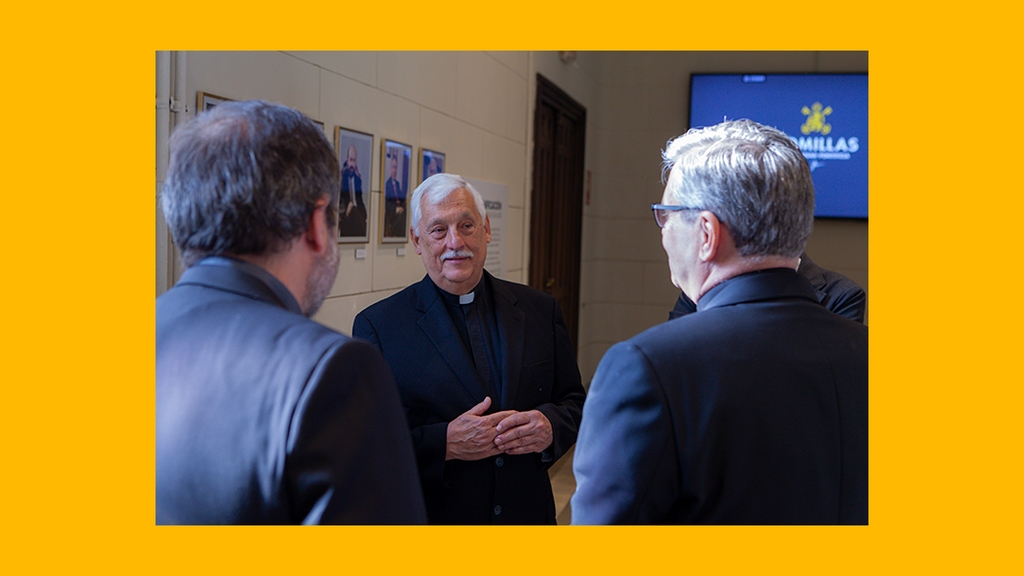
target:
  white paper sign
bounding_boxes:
[465,177,509,280]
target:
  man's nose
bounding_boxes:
[445,227,465,249]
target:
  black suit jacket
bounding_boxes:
[339,167,367,237]
[340,166,364,209]
[669,252,866,323]
[353,272,585,524]
[156,257,426,524]
[572,268,868,524]
[796,253,866,322]
[383,177,406,237]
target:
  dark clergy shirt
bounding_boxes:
[436,278,505,405]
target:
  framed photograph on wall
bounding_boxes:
[334,127,373,243]
[380,139,412,244]
[420,148,445,183]
[197,91,232,113]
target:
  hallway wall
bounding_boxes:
[576,51,868,384]
[156,51,868,386]
[157,51,534,335]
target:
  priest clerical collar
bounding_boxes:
[437,280,485,305]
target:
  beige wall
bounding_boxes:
[574,51,869,384]
[157,51,533,335]
[156,51,868,386]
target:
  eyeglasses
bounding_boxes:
[651,204,702,228]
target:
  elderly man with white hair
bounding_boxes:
[354,173,586,525]
[572,119,868,525]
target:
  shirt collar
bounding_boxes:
[435,278,486,306]
[697,267,818,313]
[195,255,303,315]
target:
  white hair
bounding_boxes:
[662,119,815,258]
[409,173,487,236]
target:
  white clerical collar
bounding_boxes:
[459,292,475,305]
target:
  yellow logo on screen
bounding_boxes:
[800,102,832,135]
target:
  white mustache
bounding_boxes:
[441,250,474,261]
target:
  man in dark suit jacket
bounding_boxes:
[383,154,406,238]
[354,174,585,524]
[338,144,367,238]
[157,100,426,525]
[668,251,866,322]
[572,119,867,524]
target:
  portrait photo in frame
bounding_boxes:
[420,148,445,183]
[334,127,373,243]
[380,139,412,244]
[196,91,233,113]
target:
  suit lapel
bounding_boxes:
[413,277,490,402]
[490,275,524,410]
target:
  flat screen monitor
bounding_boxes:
[689,73,868,219]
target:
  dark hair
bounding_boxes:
[161,100,339,266]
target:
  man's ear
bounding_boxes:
[304,196,332,255]
[484,214,492,244]
[411,228,423,255]
[697,210,721,262]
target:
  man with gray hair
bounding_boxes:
[156,100,426,524]
[354,173,585,524]
[571,119,868,524]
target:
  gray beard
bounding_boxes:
[304,239,339,318]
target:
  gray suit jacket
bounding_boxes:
[156,257,426,524]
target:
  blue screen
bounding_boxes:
[689,74,868,219]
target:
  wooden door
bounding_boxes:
[529,75,586,354]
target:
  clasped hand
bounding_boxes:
[446,397,553,461]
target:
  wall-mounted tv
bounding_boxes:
[689,73,868,219]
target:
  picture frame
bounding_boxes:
[420,148,446,183]
[380,139,413,244]
[196,91,232,113]
[334,127,373,243]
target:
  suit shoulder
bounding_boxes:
[627,314,702,352]
[269,310,358,361]
[625,304,779,358]
[355,281,422,321]
[314,334,388,370]
[219,295,357,357]
[492,276,555,305]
